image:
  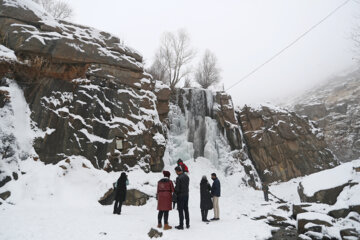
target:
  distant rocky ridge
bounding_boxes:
[290,69,360,162]
[0,0,338,189]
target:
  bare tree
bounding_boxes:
[147,57,168,83]
[183,77,192,88]
[195,49,221,89]
[151,29,196,89]
[34,0,73,20]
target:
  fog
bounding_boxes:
[70,0,358,106]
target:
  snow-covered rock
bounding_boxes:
[298,160,360,205]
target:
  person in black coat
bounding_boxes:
[113,172,127,215]
[200,176,212,222]
[174,166,190,230]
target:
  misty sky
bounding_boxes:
[70,0,358,106]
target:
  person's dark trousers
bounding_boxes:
[177,195,190,227]
[201,209,208,221]
[158,211,169,224]
[113,200,122,214]
[264,191,269,202]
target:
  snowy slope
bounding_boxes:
[0,156,279,240]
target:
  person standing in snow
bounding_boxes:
[113,172,128,215]
[210,173,221,221]
[177,159,189,173]
[157,171,175,230]
[200,176,212,222]
[262,183,269,202]
[174,166,190,230]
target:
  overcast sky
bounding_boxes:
[70,0,358,106]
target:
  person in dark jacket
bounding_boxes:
[200,176,212,222]
[174,166,190,230]
[113,172,127,215]
[262,183,269,202]
[157,171,175,230]
[177,159,189,173]
[210,173,221,221]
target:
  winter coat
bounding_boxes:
[157,178,175,211]
[175,173,190,197]
[211,178,221,197]
[115,174,127,202]
[200,179,213,210]
[178,162,189,173]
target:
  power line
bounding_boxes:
[226,0,352,91]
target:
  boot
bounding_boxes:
[163,224,172,230]
[175,225,184,230]
[157,223,162,228]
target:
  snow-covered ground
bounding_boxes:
[0,155,283,240]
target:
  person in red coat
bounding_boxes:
[157,170,175,230]
[177,159,189,173]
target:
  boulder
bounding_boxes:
[270,226,298,240]
[297,162,358,205]
[346,212,360,223]
[148,228,162,238]
[266,214,292,227]
[0,176,11,188]
[0,191,11,200]
[349,205,360,215]
[340,228,360,240]
[98,188,115,205]
[278,204,290,212]
[297,212,333,234]
[124,189,150,206]
[292,204,312,219]
[297,234,312,240]
[298,182,354,205]
[328,208,351,219]
[98,188,150,206]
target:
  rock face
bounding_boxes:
[0,0,169,174]
[291,69,360,162]
[238,105,337,182]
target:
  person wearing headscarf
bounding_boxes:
[200,176,213,222]
[157,170,175,230]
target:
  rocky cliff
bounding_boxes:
[0,0,170,182]
[238,105,337,183]
[291,69,360,162]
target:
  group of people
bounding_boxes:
[112,159,222,231]
[156,159,221,230]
